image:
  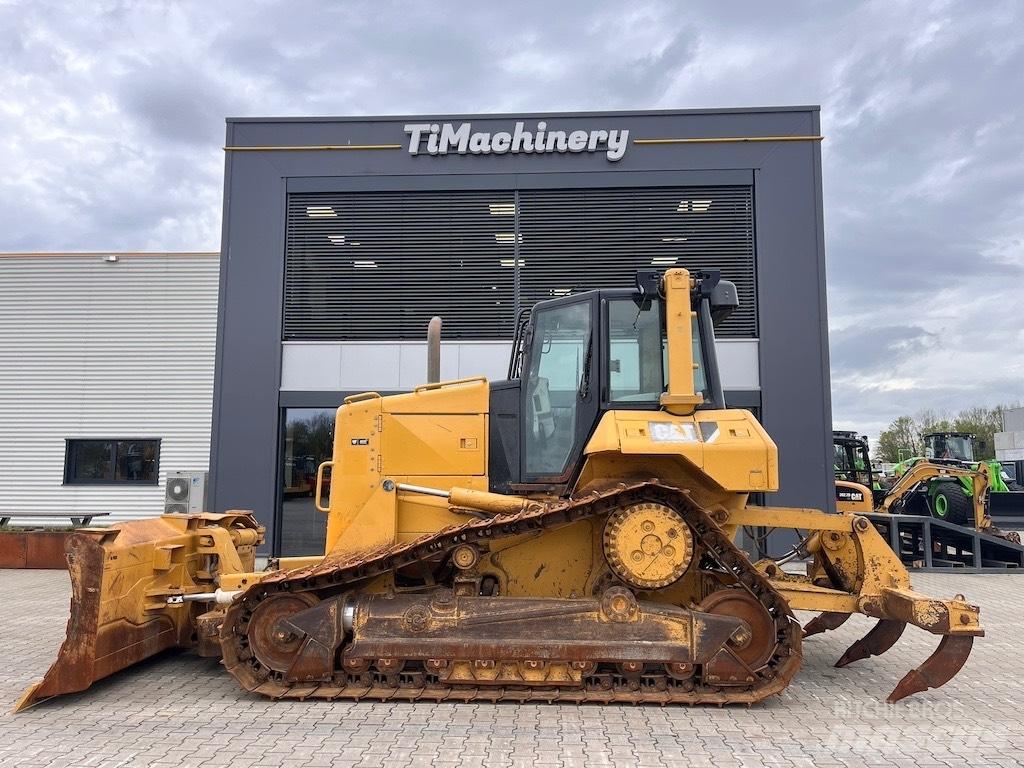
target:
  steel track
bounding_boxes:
[220,482,803,704]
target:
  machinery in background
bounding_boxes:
[18,270,985,712]
[921,431,1021,491]
[833,431,1024,570]
[832,431,882,507]
[912,431,1024,525]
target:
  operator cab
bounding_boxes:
[923,432,976,463]
[832,431,874,488]
[488,271,738,494]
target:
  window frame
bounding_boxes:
[275,407,338,558]
[63,438,162,486]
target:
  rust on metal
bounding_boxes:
[341,590,741,670]
[697,589,778,685]
[802,611,851,637]
[887,635,975,703]
[220,482,804,705]
[15,513,263,713]
[0,530,74,569]
[835,619,906,668]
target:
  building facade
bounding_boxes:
[212,107,834,555]
[0,253,219,524]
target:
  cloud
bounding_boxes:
[0,0,1021,437]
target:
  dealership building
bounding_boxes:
[211,106,833,555]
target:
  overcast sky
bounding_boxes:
[1,0,1021,438]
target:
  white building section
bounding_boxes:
[280,339,760,393]
[996,407,1024,462]
[0,253,219,524]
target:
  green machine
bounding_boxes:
[893,431,1024,524]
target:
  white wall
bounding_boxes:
[0,253,219,524]
[996,408,1024,462]
[280,338,761,392]
[995,432,1024,462]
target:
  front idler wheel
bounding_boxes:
[247,593,318,675]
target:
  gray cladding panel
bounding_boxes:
[229,109,818,177]
[754,132,835,512]
[208,144,285,524]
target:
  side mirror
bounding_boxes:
[708,279,739,323]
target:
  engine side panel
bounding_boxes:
[326,379,491,557]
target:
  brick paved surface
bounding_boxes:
[1,568,1022,767]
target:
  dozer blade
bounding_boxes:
[834,619,906,668]
[15,513,262,713]
[15,530,182,712]
[802,611,850,638]
[887,635,975,703]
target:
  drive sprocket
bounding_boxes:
[603,501,694,590]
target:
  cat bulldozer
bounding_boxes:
[17,269,982,712]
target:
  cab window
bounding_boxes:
[606,299,708,404]
[607,299,664,403]
[523,301,592,477]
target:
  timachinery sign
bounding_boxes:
[404,121,630,161]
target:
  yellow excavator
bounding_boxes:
[17,269,982,711]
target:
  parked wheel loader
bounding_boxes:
[17,269,982,712]
[834,430,1021,542]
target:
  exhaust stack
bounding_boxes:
[427,316,442,383]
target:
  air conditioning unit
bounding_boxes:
[165,471,209,514]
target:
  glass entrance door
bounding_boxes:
[279,408,335,556]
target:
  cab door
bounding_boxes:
[520,295,598,485]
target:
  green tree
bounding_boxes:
[873,403,1022,463]
[877,416,919,463]
[951,406,1008,459]
[916,408,954,436]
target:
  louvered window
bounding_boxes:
[284,186,755,340]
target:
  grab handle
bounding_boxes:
[315,461,334,514]
[344,391,382,404]
[413,376,487,393]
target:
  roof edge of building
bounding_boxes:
[226,105,822,124]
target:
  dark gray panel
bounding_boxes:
[724,390,762,409]
[754,112,834,513]
[208,142,286,534]
[228,110,820,179]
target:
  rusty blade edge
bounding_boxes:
[887,635,975,703]
[13,535,104,713]
[835,619,906,668]
[802,611,850,638]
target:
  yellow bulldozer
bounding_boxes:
[17,268,982,711]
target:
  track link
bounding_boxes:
[220,482,802,704]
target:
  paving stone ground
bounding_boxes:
[1,568,1022,767]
